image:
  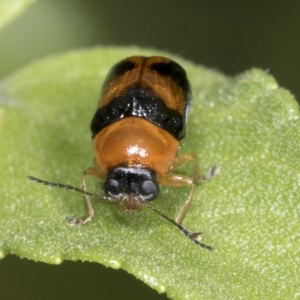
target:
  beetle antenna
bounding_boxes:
[144,202,214,250]
[27,176,104,199]
[28,176,214,250]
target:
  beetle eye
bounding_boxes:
[105,179,120,196]
[141,180,158,199]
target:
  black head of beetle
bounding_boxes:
[104,166,159,201]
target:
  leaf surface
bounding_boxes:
[0,47,299,299]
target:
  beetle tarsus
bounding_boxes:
[201,165,220,181]
[66,216,91,225]
[185,230,214,250]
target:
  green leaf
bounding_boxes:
[0,0,36,30]
[0,47,299,299]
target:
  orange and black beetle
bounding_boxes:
[29,56,217,250]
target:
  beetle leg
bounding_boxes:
[158,173,195,225]
[173,153,219,183]
[156,173,214,248]
[161,154,219,225]
[67,166,104,225]
[172,153,200,182]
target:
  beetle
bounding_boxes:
[28,56,218,250]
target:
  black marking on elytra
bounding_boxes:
[91,87,185,140]
[150,61,190,91]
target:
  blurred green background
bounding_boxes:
[1,1,299,299]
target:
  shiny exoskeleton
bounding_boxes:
[28,56,217,250]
